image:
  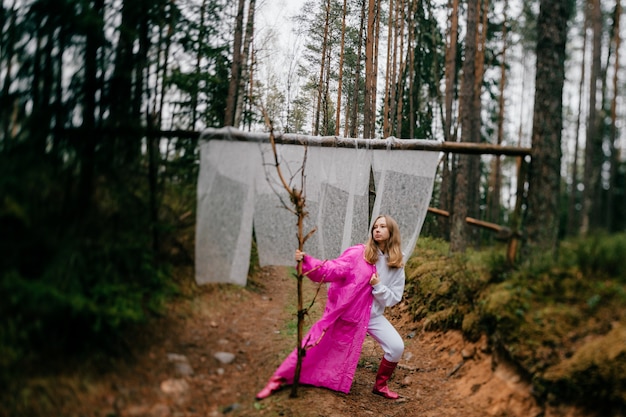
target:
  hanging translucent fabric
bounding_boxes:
[195,140,259,285]
[315,146,372,259]
[370,142,439,263]
[253,144,371,266]
[254,144,323,267]
[195,134,440,286]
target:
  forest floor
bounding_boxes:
[8,265,593,417]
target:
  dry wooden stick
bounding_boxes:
[261,110,317,398]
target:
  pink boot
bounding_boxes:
[256,376,284,400]
[372,357,400,399]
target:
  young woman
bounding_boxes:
[256,215,406,400]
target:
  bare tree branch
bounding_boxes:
[259,106,318,398]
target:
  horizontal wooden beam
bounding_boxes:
[427,207,520,240]
[56,127,532,157]
[200,127,532,157]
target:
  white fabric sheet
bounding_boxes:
[254,144,323,267]
[195,141,258,285]
[195,138,439,286]
[321,147,372,255]
[371,146,439,263]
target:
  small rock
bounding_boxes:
[160,378,189,394]
[174,361,194,377]
[401,375,413,387]
[461,346,476,360]
[403,351,414,361]
[214,351,235,364]
[222,403,241,414]
[167,353,194,376]
[167,353,188,362]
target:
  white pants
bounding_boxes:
[367,314,404,362]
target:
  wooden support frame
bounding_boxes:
[197,127,532,265]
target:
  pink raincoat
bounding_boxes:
[271,244,376,393]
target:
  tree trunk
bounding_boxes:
[77,0,104,215]
[488,1,507,225]
[407,0,416,139]
[314,0,331,136]
[450,0,478,252]
[234,0,256,128]
[606,0,621,231]
[247,46,256,132]
[224,0,246,127]
[525,0,571,256]
[581,0,603,234]
[383,0,393,137]
[373,0,381,136]
[438,0,458,239]
[412,1,424,138]
[157,0,175,130]
[108,0,143,164]
[350,0,367,138]
[134,7,149,122]
[336,0,348,136]
[364,0,377,138]
[567,5,588,235]
[191,0,207,130]
[443,0,458,143]
[467,0,487,223]
[393,0,405,137]
[322,35,333,135]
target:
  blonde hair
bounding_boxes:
[364,215,403,268]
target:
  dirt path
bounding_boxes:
[43,265,586,417]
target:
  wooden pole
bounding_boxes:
[427,207,515,238]
[59,127,533,157]
[427,207,521,263]
[198,127,532,156]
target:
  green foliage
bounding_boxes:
[562,232,626,282]
[405,234,626,410]
[398,1,445,139]
[0,149,178,373]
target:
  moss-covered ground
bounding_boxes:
[404,234,626,413]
